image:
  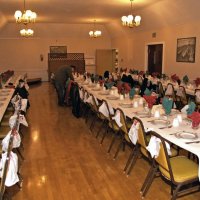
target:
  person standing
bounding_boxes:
[54,65,74,106]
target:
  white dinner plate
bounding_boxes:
[99,91,109,95]
[92,88,101,91]
[106,96,119,100]
[135,110,149,118]
[151,119,170,126]
[119,102,132,108]
[175,131,198,140]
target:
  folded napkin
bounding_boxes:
[181,105,189,114]
[99,102,114,118]
[0,151,19,187]
[143,95,157,109]
[162,97,173,115]
[146,136,171,158]
[2,130,21,151]
[188,112,200,128]
[129,87,135,99]
[194,77,200,87]
[128,120,140,145]
[124,83,131,94]
[186,102,196,115]
[182,75,189,85]
[112,110,122,127]
[165,84,173,96]
[144,88,152,96]
[171,74,180,82]
[104,82,115,89]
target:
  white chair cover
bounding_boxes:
[128,121,140,145]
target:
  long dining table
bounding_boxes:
[76,78,200,181]
[0,75,22,122]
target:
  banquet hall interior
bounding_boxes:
[0,0,200,199]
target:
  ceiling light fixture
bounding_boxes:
[89,20,102,38]
[20,28,34,37]
[14,0,37,25]
[121,0,141,28]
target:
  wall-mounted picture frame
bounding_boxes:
[49,46,67,58]
[176,37,196,63]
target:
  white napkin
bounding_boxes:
[9,114,28,130]
[195,91,200,102]
[85,95,93,105]
[146,136,171,158]
[2,130,21,151]
[176,87,184,97]
[112,110,122,127]
[165,84,173,96]
[181,105,189,114]
[79,89,84,100]
[146,136,161,158]
[0,151,19,187]
[128,121,140,145]
[99,102,109,118]
[21,99,28,112]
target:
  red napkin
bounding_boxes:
[194,78,200,87]
[188,112,200,128]
[99,80,105,86]
[117,83,123,94]
[124,83,131,94]
[143,95,157,109]
[171,74,179,82]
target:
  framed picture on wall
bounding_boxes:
[176,37,196,63]
[49,46,67,58]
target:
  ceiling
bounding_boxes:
[0,0,162,24]
[0,0,200,33]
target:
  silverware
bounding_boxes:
[169,131,182,135]
[159,125,172,129]
[185,141,200,144]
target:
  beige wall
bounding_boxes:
[0,23,111,80]
[111,21,200,80]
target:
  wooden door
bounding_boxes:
[96,49,116,76]
[147,44,163,74]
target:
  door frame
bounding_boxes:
[144,42,165,74]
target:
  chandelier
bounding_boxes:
[14,0,37,25]
[89,20,102,38]
[121,0,141,28]
[20,28,34,37]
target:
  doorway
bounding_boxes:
[147,44,163,74]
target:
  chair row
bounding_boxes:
[78,86,200,200]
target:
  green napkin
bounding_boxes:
[162,97,173,115]
[183,75,189,84]
[104,82,115,89]
[129,87,135,99]
[187,102,196,115]
[144,88,152,96]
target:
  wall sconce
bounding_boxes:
[40,54,44,61]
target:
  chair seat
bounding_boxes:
[159,156,198,183]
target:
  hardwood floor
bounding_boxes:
[12,83,199,200]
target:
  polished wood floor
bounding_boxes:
[13,83,199,200]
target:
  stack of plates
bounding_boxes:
[151,119,170,126]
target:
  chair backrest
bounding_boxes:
[157,82,164,97]
[132,117,148,149]
[115,108,129,134]
[177,86,188,104]
[90,93,99,112]
[150,131,173,181]
[195,89,200,104]
[165,83,176,101]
